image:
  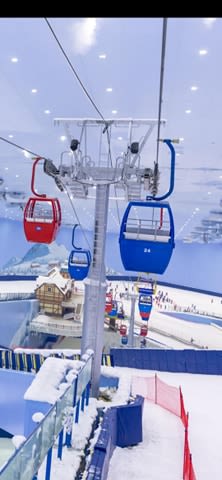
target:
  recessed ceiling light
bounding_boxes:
[112,110,117,114]
[207,191,212,195]
[203,18,216,27]
[31,89,38,94]
[99,54,106,59]
[195,207,200,211]
[176,153,180,157]
[185,109,191,114]
[11,57,18,63]
[44,109,51,114]
[4,167,9,171]
[190,85,198,91]
[199,49,208,56]
[8,134,13,138]
[106,87,113,92]
[118,136,123,140]
[60,136,66,142]
[23,150,30,158]
[179,137,184,142]
[15,174,19,178]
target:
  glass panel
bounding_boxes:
[39,407,56,464]
[0,453,21,480]
[55,393,67,437]
[66,382,75,409]
[19,427,42,480]
[76,357,92,402]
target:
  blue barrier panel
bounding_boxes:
[99,374,119,389]
[212,351,222,374]
[111,348,222,375]
[183,350,197,373]
[87,409,117,480]
[116,395,144,448]
[4,350,10,369]
[165,350,187,372]
[193,351,208,374]
[26,354,33,372]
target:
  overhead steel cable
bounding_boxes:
[155,17,168,166]
[0,136,47,160]
[0,134,92,250]
[44,18,106,123]
[44,18,121,226]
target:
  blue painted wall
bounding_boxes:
[0,369,35,436]
[0,218,221,293]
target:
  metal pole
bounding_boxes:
[128,295,137,347]
[81,184,110,397]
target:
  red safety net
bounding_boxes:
[155,375,181,417]
[132,374,196,480]
[180,388,189,429]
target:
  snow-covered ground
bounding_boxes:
[1,279,222,479]
[33,365,222,480]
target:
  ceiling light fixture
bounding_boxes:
[112,110,117,114]
[44,110,51,114]
[185,109,191,114]
[23,150,30,158]
[99,54,106,59]
[8,134,13,138]
[31,89,38,93]
[199,49,208,56]
[106,87,113,92]
[60,136,66,142]
[190,86,198,91]
[11,57,18,63]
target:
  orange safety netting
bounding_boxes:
[131,374,196,480]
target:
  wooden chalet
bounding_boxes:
[60,263,71,280]
[35,267,72,316]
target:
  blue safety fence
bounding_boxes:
[0,353,93,480]
[86,395,144,480]
[0,350,113,372]
[110,348,222,374]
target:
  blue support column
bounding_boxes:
[75,399,80,423]
[81,389,85,412]
[73,377,78,407]
[57,429,63,460]
[85,381,91,406]
[45,447,52,480]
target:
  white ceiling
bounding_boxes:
[0,17,222,242]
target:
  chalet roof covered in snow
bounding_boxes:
[35,267,72,295]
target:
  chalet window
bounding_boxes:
[47,287,52,292]
[76,304,81,315]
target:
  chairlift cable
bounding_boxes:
[155,18,168,166]
[44,18,106,123]
[0,136,47,160]
[44,18,122,226]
